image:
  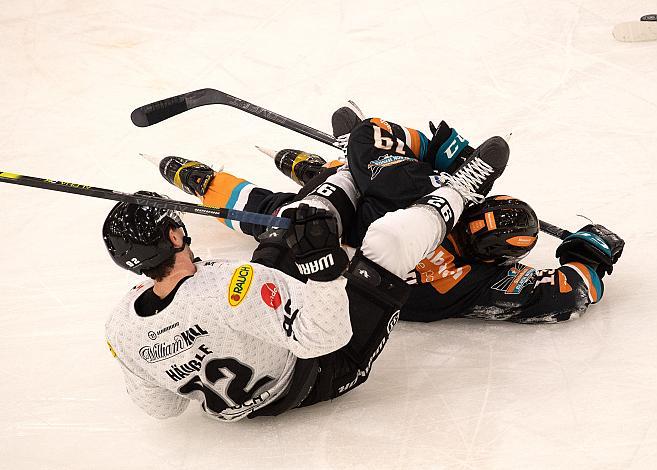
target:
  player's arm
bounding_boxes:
[120,364,190,419]
[469,224,624,323]
[106,337,190,419]
[230,206,353,359]
[226,275,352,361]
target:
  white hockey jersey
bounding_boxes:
[106,259,351,422]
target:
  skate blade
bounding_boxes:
[254,145,277,159]
[138,153,161,166]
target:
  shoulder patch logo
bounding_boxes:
[491,265,535,294]
[229,264,254,306]
[261,283,282,309]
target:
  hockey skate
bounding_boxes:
[438,136,509,206]
[158,156,216,197]
[331,101,365,153]
[331,100,365,138]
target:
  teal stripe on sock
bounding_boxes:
[223,181,250,230]
[419,132,429,161]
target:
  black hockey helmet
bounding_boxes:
[457,195,539,264]
[102,191,191,274]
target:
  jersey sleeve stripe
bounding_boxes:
[418,131,429,161]
[563,262,603,303]
[370,117,392,133]
[407,127,421,158]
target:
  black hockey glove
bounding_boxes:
[555,224,624,277]
[283,204,349,282]
[426,120,474,173]
[251,227,304,280]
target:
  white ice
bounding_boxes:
[1,1,656,468]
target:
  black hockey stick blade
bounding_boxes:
[131,88,339,147]
[0,171,290,228]
[130,88,225,127]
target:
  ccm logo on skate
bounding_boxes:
[229,264,253,306]
[260,283,282,309]
[295,254,334,276]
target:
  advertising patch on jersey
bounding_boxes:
[491,265,535,295]
[260,283,282,309]
[139,324,208,363]
[367,154,415,179]
[229,264,253,306]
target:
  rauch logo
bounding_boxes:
[229,264,254,307]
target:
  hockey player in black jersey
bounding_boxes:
[153,104,623,325]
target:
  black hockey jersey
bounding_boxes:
[402,231,603,323]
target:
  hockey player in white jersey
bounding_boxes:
[105,156,503,421]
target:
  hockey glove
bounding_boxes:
[283,204,349,281]
[556,224,625,277]
[251,227,304,280]
[426,120,473,173]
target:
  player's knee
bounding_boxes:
[360,220,401,274]
[348,120,375,143]
[346,120,377,164]
[360,206,441,278]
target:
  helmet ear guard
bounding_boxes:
[102,191,190,275]
[457,195,539,264]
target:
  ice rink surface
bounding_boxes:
[1,0,656,468]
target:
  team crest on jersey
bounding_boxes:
[229,264,253,306]
[491,265,535,294]
[367,154,415,179]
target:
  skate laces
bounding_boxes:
[452,156,494,195]
[333,100,365,155]
[438,171,485,205]
[335,133,350,154]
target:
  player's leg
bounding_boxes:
[347,118,437,212]
[158,156,296,238]
[299,181,472,404]
[332,104,474,175]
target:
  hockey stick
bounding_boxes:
[538,220,571,240]
[0,171,291,228]
[131,89,571,240]
[131,88,340,148]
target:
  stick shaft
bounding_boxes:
[538,219,571,240]
[0,171,290,228]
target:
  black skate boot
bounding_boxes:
[255,146,327,186]
[159,156,215,196]
[439,136,510,206]
[331,100,365,153]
